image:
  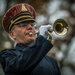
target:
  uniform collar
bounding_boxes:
[15,41,36,50]
[15,35,43,50]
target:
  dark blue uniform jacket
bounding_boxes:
[0,35,61,75]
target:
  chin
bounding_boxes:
[29,37,36,41]
[26,38,35,45]
[28,35,36,39]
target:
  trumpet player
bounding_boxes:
[0,3,61,75]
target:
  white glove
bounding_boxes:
[39,25,52,38]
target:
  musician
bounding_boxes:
[0,3,61,75]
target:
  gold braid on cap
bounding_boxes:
[9,15,33,31]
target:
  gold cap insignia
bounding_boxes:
[21,4,27,11]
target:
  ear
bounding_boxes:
[9,31,16,39]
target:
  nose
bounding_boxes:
[26,24,33,30]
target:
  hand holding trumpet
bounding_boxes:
[39,25,53,41]
[39,18,68,42]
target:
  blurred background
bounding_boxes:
[0,0,75,75]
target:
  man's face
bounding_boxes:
[9,21,37,45]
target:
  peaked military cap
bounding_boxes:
[2,3,36,32]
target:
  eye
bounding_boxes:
[31,22,36,26]
[19,23,27,27]
[18,21,36,27]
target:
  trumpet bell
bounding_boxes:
[53,19,68,35]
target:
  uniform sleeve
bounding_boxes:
[46,56,61,75]
[0,35,53,74]
[49,56,61,75]
[55,60,61,75]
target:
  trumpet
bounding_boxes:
[45,18,68,41]
[53,18,68,35]
[47,18,68,35]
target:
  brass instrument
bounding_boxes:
[46,18,68,41]
[53,18,68,35]
[47,18,68,35]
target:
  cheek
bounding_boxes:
[14,30,24,39]
[14,27,36,40]
[14,28,25,35]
